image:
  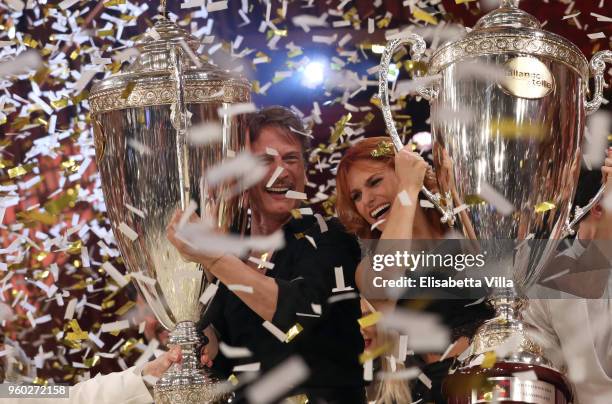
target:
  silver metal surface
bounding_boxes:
[378,35,455,225]
[90,13,249,404]
[377,0,610,381]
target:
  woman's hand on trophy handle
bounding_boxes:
[395,145,428,195]
[200,326,218,367]
[142,345,182,378]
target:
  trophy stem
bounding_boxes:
[155,321,229,404]
[500,0,519,8]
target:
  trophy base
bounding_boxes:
[443,362,572,404]
[154,382,232,404]
[154,321,233,404]
[443,298,572,403]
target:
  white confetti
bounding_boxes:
[177,222,285,256]
[0,50,42,77]
[233,362,260,372]
[118,222,139,241]
[227,284,254,293]
[587,32,606,40]
[199,282,219,305]
[125,203,146,218]
[266,166,285,188]
[371,218,386,231]
[81,246,90,268]
[285,190,307,199]
[205,153,267,190]
[397,190,412,206]
[73,69,98,95]
[378,366,421,381]
[453,204,469,215]
[265,147,279,156]
[380,309,450,352]
[245,356,309,404]
[583,111,610,168]
[327,291,358,304]
[130,271,157,286]
[363,359,374,381]
[418,372,432,389]
[181,0,205,9]
[479,182,515,216]
[102,262,129,287]
[100,320,130,333]
[332,266,353,292]
[262,320,287,342]
[219,342,253,358]
[217,102,256,118]
[58,0,80,10]
[127,139,152,155]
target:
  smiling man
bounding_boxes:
[167,106,366,404]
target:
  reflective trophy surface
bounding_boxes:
[378,0,611,403]
[89,5,250,404]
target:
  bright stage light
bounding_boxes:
[302,61,325,87]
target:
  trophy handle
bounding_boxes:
[564,50,612,236]
[585,50,612,115]
[170,45,192,211]
[562,184,607,238]
[378,34,454,225]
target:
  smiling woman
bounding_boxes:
[335,136,443,240]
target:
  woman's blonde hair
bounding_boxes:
[372,325,414,404]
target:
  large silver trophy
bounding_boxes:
[89,3,250,403]
[379,0,610,402]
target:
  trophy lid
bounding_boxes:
[428,0,589,81]
[89,17,250,115]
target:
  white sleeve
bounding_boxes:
[0,366,153,404]
[522,299,565,370]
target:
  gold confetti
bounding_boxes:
[228,374,239,386]
[84,355,101,368]
[412,7,438,25]
[330,113,352,145]
[114,300,135,315]
[481,351,497,368]
[535,201,556,213]
[44,188,78,215]
[359,342,391,364]
[285,323,303,342]
[8,165,28,178]
[120,338,139,355]
[358,311,382,328]
[66,320,88,341]
[97,29,114,37]
[17,210,57,225]
[489,119,547,140]
[464,194,487,206]
[104,0,125,6]
[51,98,68,111]
[290,209,303,219]
[121,82,136,99]
[370,140,394,158]
[32,377,48,386]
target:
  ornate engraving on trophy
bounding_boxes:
[500,56,554,99]
[472,377,556,404]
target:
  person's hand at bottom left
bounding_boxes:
[142,346,182,378]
